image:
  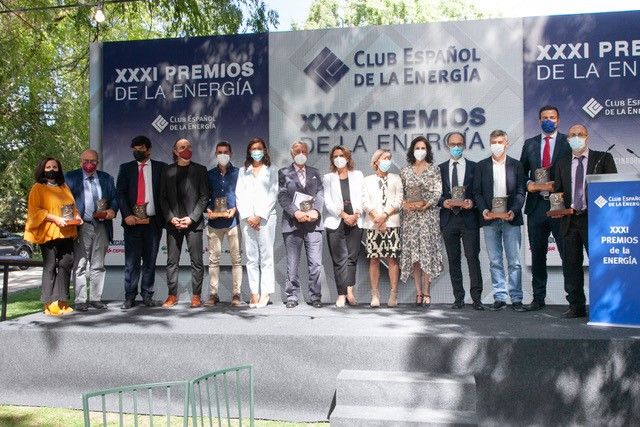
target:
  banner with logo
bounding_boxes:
[101,33,268,264]
[587,176,640,328]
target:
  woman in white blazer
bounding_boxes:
[323,146,364,308]
[362,149,403,308]
[235,138,278,308]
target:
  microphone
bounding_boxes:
[627,148,640,159]
[593,144,615,174]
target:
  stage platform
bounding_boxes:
[1,301,639,425]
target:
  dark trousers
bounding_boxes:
[283,229,323,302]
[562,214,588,308]
[441,215,482,303]
[326,222,362,295]
[123,219,162,301]
[527,200,565,302]
[166,226,204,296]
[40,238,74,303]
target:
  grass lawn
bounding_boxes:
[0,405,329,426]
[4,287,43,320]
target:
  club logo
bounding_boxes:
[595,195,607,208]
[582,98,604,118]
[304,47,350,93]
[151,115,168,133]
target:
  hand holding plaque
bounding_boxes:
[528,168,554,193]
[61,204,82,225]
[403,186,427,211]
[485,196,511,220]
[545,192,574,218]
[133,202,150,224]
[208,197,230,219]
[93,198,109,220]
[448,185,467,208]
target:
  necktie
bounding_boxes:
[542,136,551,168]
[574,156,585,211]
[136,162,146,205]
[452,161,459,187]
[86,176,99,219]
[297,167,306,187]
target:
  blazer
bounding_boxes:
[159,161,210,231]
[362,173,403,229]
[322,170,365,230]
[235,164,278,220]
[437,159,480,230]
[116,159,167,228]
[553,149,617,236]
[65,168,119,242]
[473,155,526,227]
[278,164,324,233]
[520,132,571,214]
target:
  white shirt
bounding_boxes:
[448,157,466,189]
[82,171,103,220]
[236,164,278,220]
[492,157,507,197]
[137,160,156,216]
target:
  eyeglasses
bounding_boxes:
[82,160,98,164]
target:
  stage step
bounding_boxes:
[330,405,478,426]
[331,370,477,426]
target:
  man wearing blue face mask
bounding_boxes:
[520,106,571,311]
[438,132,484,310]
[552,124,617,318]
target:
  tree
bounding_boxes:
[0,0,278,231]
[296,0,488,30]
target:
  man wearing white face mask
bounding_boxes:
[204,141,242,307]
[552,124,617,318]
[278,140,325,308]
[474,130,526,312]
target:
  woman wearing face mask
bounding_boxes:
[400,136,444,307]
[235,138,278,308]
[24,157,82,316]
[322,146,364,307]
[362,149,403,307]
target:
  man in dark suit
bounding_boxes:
[65,149,118,311]
[474,130,527,312]
[116,135,167,309]
[520,105,571,310]
[159,138,209,309]
[438,132,484,310]
[278,140,325,308]
[553,124,617,318]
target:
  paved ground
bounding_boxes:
[5,267,41,293]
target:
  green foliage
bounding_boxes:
[298,0,488,29]
[0,0,278,232]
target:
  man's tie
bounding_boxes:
[297,168,306,187]
[542,136,551,168]
[574,156,585,211]
[452,161,460,215]
[85,176,99,220]
[136,162,146,205]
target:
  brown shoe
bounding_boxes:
[203,294,220,307]
[249,293,259,308]
[190,295,202,308]
[230,294,241,307]
[162,295,178,308]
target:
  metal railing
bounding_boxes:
[82,366,254,427]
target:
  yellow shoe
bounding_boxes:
[58,300,74,314]
[44,301,62,316]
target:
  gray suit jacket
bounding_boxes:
[278,164,324,233]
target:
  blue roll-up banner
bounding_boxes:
[588,175,640,328]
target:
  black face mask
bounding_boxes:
[133,151,147,162]
[43,170,61,180]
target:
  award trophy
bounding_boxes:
[488,196,510,220]
[546,192,574,218]
[530,168,554,194]
[449,185,467,208]
[133,202,150,224]
[93,199,109,220]
[299,198,314,212]
[405,186,426,210]
[209,197,229,219]
[61,204,81,225]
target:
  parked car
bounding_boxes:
[0,229,34,269]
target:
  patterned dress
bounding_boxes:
[399,164,444,282]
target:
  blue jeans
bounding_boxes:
[483,221,523,303]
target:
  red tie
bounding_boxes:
[136,162,146,205]
[542,136,551,168]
